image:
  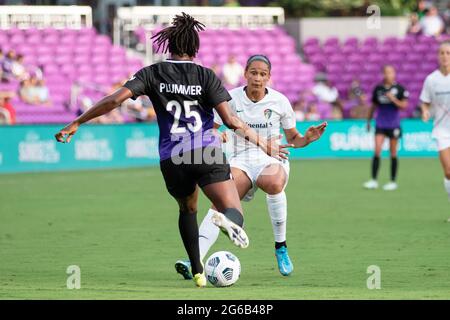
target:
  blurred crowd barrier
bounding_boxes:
[0,119,437,174]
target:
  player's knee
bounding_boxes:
[265,181,285,195]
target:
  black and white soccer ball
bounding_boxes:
[205,251,241,287]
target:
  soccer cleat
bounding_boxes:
[275,246,294,276]
[383,182,398,191]
[175,259,193,280]
[193,272,207,287]
[211,211,249,249]
[363,179,379,189]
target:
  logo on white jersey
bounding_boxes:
[264,109,273,120]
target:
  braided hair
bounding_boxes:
[152,12,205,57]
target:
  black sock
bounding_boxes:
[391,157,398,181]
[275,241,287,249]
[178,211,202,275]
[223,208,244,227]
[371,156,380,180]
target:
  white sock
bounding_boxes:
[445,178,450,201]
[266,191,287,244]
[198,208,220,261]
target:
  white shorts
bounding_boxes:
[436,137,450,151]
[432,126,450,151]
[229,151,290,202]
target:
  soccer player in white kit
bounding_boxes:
[420,41,450,220]
[175,55,327,278]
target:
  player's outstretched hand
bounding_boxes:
[305,121,328,143]
[55,121,79,143]
[266,135,293,161]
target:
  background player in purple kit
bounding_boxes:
[364,65,409,191]
[54,13,290,287]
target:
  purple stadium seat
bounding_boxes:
[303,32,444,116]
[362,37,378,47]
[2,26,318,123]
[1,27,146,124]
[10,35,26,46]
[343,37,359,47]
[368,53,383,64]
[324,37,339,47]
[383,36,399,46]
[27,34,42,44]
[385,53,403,63]
[303,45,322,56]
[341,45,358,55]
[328,53,346,64]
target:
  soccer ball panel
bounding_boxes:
[205,251,241,287]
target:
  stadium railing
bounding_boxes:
[0,5,92,29]
[114,6,285,50]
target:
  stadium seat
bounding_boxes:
[303,35,443,115]
[0,27,143,124]
[137,26,316,105]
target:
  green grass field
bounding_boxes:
[1,158,449,299]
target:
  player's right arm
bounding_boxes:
[55,87,133,143]
[421,102,431,122]
[419,76,432,122]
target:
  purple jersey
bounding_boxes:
[372,84,409,129]
[123,60,231,161]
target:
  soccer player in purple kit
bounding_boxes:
[54,13,290,287]
[364,65,409,191]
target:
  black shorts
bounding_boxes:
[159,146,231,199]
[375,127,402,139]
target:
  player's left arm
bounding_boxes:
[283,122,327,148]
[280,96,327,148]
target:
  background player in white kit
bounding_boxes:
[175,55,327,278]
[420,41,450,220]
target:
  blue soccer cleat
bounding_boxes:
[275,246,294,276]
[175,259,193,280]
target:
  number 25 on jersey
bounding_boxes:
[166,100,202,134]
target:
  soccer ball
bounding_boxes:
[205,251,241,287]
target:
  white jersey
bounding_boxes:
[420,70,450,138]
[214,86,296,158]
